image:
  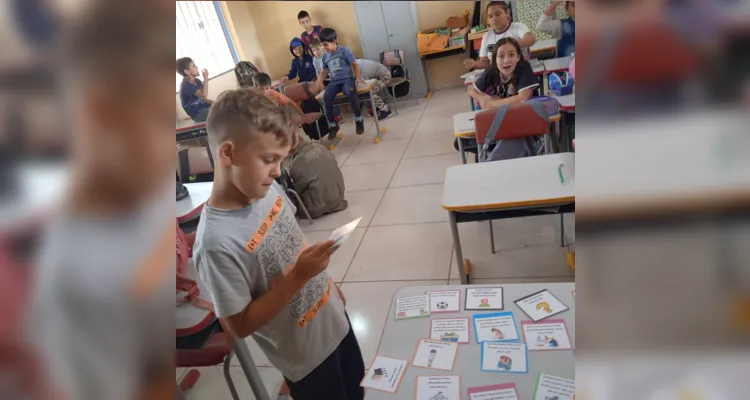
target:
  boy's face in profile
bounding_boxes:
[311,45,323,59]
[184,62,199,78]
[566,2,575,19]
[224,133,290,199]
[321,41,336,53]
[298,16,312,31]
[292,45,305,58]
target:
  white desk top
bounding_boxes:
[442,153,575,211]
[551,93,575,110]
[314,79,376,100]
[177,182,213,220]
[453,110,480,137]
[576,110,750,220]
[0,163,68,229]
[176,118,205,131]
[543,56,572,73]
[531,38,557,53]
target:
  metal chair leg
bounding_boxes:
[287,188,313,224]
[222,351,241,400]
[489,220,496,254]
[176,384,187,400]
[390,86,399,115]
[560,214,566,247]
[315,117,322,140]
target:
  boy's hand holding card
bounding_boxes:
[329,217,362,247]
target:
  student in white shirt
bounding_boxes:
[464,1,536,70]
[536,1,576,57]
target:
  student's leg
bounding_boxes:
[323,81,344,127]
[342,78,362,119]
[284,344,349,400]
[337,313,365,400]
[371,76,391,112]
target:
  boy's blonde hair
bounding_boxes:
[310,38,322,49]
[206,89,294,150]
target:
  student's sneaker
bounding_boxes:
[355,119,365,135]
[327,124,340,141]
[334,115,344,124]
[377,109,392,121]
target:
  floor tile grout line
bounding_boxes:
[345,180,445,194]
[337,276,575,284]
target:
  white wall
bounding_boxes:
[176,70,238,120]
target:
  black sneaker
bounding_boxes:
[327,124,340,141]
[355,119,365,135]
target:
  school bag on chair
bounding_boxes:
[548,71,574,96]
[234,61,260,89]
[380,49,411,98]
[474,102,550,162]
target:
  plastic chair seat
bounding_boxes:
[387,77,407,87]
[176,332,233,368]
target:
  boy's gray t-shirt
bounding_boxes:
[194,182,349,382]
[322,46,356,81]
[313,56,323,76]
[356,59,391,80]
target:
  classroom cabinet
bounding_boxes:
[354,1,428,99]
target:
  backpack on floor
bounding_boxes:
[379,49,410,98]
[234,61,259,89]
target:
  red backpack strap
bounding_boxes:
[176,274,215,313]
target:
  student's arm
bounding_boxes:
[468,72,492,104]
[317,68,329,91]
[516,23,537,48]
[480,86,535,109]
[537,1,563,39]
[465,34,492,70]
[287,61,299,82]
[352,62,363,84]
[199,69,209,98]
[207,242,337,339]
[468,86,491,103]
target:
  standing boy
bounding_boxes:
[317,28,365,138]
[298,10,322,51]
[177,57,212,122]
[194,89,365,400]
[281,38,317,84]
[310,38,343,124]
[356,58,392,120]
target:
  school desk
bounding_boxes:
[442,153,575,284]
[0,163,66,230]
[314,79,385,148]
[550,93,575,152]
[176,119,208,143]
[453,111,562,164]
[177,181,212,224]
[530,38,558,57]
[363,282,575,399]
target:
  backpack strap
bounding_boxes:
[176,274,215,312]
[301,81,314,100]
[479,105,509,162]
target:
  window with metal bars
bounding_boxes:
[176,1,239,91]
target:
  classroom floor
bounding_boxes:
[176,86,576,399]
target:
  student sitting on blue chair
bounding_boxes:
[536,0,575,57]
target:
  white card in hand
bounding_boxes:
[329,217,362,246]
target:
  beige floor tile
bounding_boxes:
[342,138,409,167]
[304,227,366,282]
[450,241,574,280]
[230,337,272,368]
[184,365,282,400]
[340,280,446,367]
[412,112,459,138]
[370,184,449,226]
[330,145,355,167]
[403,134,457,159]
[341,160,399,192]
[363,111,423,142]
[345,223,453,282]
[301,189,385,232]
[177,368,186,380]
[389,153,462,188]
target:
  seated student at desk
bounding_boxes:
[536,1,575,57]
[177,57,213,122]
[455,38,540,157]
[464,1,536,70]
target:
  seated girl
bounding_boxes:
[455,37,540,157]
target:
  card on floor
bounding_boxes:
[473,312,519,343]
[360,355,408,393]
[427,290,460,313]
[521,319,573,351]
[416,375,460,400]
[467,383,520,400]
[533,373,575,400]
[481,342,528,373]
[430,318,470,344]
[514,289,569,322]
[465,287,503,310]
[395,295,430,320]
[329,217,362,246]
[411,339,459,371]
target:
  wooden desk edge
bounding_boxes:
[454,131,476,138]
[419,44,466,57]
[442,196,575,212]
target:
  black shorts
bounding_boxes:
[176,319,223,349]
[285,314,365,400]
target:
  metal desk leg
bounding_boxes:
[560,214,566,247]
[457,137,467,164]
[233,340,271,400]
[450,212,469,284]
[369,91,383,142]
[469,95,476,112]
[489,221,496,254]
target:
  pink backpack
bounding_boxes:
[176,221,215,336]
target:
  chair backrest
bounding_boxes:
[283,81,320,102]
[474,103,550,145]
[380,49,405,67]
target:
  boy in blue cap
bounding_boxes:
[281,37,317,83]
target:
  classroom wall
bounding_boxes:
[222,1,268,72]
[416,1,474,90]
[510,0,567,41]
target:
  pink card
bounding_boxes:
[467,382,519,399]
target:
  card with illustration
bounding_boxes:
[481,342,528,373]
[360,355,408,393]
[416,375,460,400]
[430,318,470,344]
[473,312,519,343]
[514,289,569,322]
[411,339,459,371]
[465,287,503,310]
[521,319,573,351]
[427,290,460,313]
[533,373,575,400]
[329,217,362,246]
[395,295,430,320]
[467,383,520,400]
